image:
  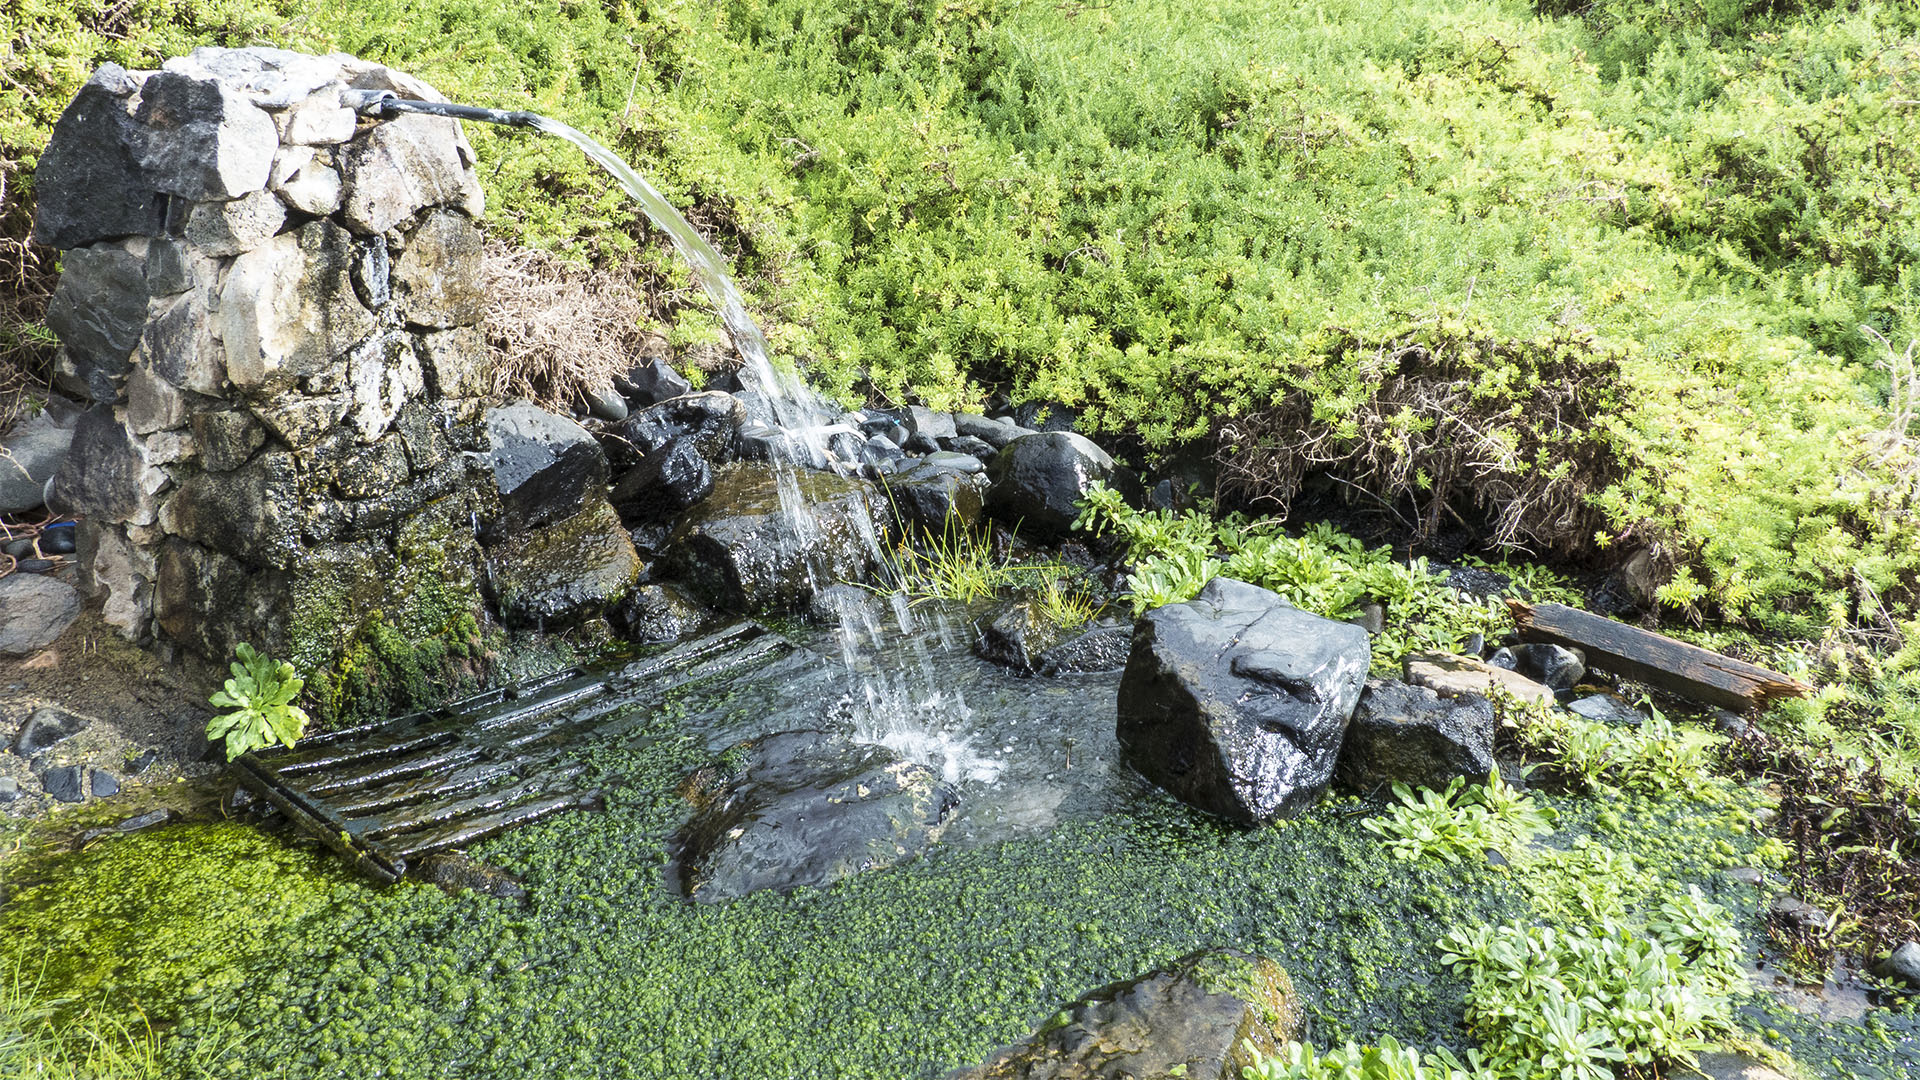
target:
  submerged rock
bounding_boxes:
[1336,678,1495,795]
[984,431,1116,538]
[949,948,1302,1080]
[674,730,958,902]
[664,463,886,614]
[485,500,642,629]
[413,853,527,902]
[1035,624,1132,675]
[1117,578,1369,824]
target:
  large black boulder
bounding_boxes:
[664,463,886,614]
[984,431,1116,538]
[610,436,714,524]
[483,402,608,539]
[881,459,986,533]
[1117,577,1370,824]
[1335,678,1495,795]
[674,730,958,902]
[602,391,743,471]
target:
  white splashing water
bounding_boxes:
[530,114,1000,785]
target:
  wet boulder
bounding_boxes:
[616,357,692,408]
[1336,678,1495,795]
[975,599,1072,674]
[610,436,714,524]
[1881,941,1920,991]
[882,459,986,533]
[950,948,1302,1080]
[484,500,641,629]
[609,582,718,645]
[674,730,958,902]
[1117,578,1370,824]
[985,431,1117,538]
[483,402,608,538]
[664,463,886,615]
[1036,624,1133,676]
[603,391,743,471]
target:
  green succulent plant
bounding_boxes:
[206,644,311,762]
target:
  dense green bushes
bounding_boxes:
[3,0,1917,634]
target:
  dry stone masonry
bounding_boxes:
[30,47,630,719]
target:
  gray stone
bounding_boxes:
[250,393,349,449]
[1117,577,1371,824]
[942,434,997,460]
[985,431,1117,538]
[280,95,357,146]
[143,239,195,296]
[161,47,342,108]
[881,460,985,533]
[32,66,166,249]
[143,290,227,395]
[665,464,887,615]
[13,706,90,756]
[40,765,85,803]
[610,582,717,644]
[0,777,19,803]
[906,405,956,445]
[1568,693,1643,727]
[131,69,278,201]
[1488,643,1585,691]
[44,243,149,388]
[1690,1052,1794,1080]
[581,382,629,423]
[1336,678,1496,794]
[182,189,285,255]
[952,412,1021,450]
[160,450,304,568]
[951,949,1302,1080]
[1012,400,1078,433]
[0,407,78,514]
[49,406,153,523]
[344,327,425,442]
[1768,894,1830,936]
[154,538,292,661]
[485,500,641,629]
[325,435,412,499]
[414,325,490,399]
[391,209,485,328]
[674,730,958,902]
[1404,651,1554,706]
[89,769,120,798]
[86,524,155,639]
[127,368,190,434]
[338,111,484,235]
[0,574,81,657]
[483,402,610,536]
[975,600,1074,675]
[273,153,343,216]
[1883,941,1920,990]
[191,409,267,471]
[221,220,377,389]
[922,449,985,475]
[352,233,391,310]
[610,437,713,524]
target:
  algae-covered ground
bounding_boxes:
[3,628,1915,1079]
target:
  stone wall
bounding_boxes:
[34,47,500,718]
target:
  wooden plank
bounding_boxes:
[1506,599,1813,712]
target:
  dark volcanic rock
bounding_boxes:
[0,575,83,656]
[1117,578,1370,824]
[1882,941,1920,991]
[610,437,714,524]
[950,948,1303,1080]
[1488,643,1586,692]
[41,765,85,803]
[882,460,986,533]
[609,582,718,645]
[50,406,148,523]
[414,853,527,902]
[665,463,886,614]
[1336,678,1495,795]
[604,392,744,471]
[486,500,642,629]
[1036,624,1132,675]
[483,402,609,537]
[13,706,90,756]
[89,768,120,798]
[985,431,1117,538]
[616,358,693,408]
[0,406,78,515]
[32,66,163,249]
[674,730,958,902]
[975,600,1070,674]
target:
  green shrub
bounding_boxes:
[1361,769,1555,865]
[206,643,310,761]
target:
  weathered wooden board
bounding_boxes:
[1506,599,1812,712]
[236,622,798,882]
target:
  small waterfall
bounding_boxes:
[353,95,1002,788]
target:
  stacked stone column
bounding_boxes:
[34,46,497,717]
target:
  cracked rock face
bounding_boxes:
[1117,577,1371,825]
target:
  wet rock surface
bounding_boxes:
[1336,678,1495,794]
[484,402,610,536]
[1034,624,1132,676]
[984,432,1117,537]
[674,730,959,902]
[486,500,642,629]
[1117,578,1370,824]
[604,392,744,471]
[610,583,718,645]
[13,706,91,756]
[883,459,987,532]
[665,463,886,614]
[950,948,1302,1080]
[1488,642,1585,692]
[610,437,714,524]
